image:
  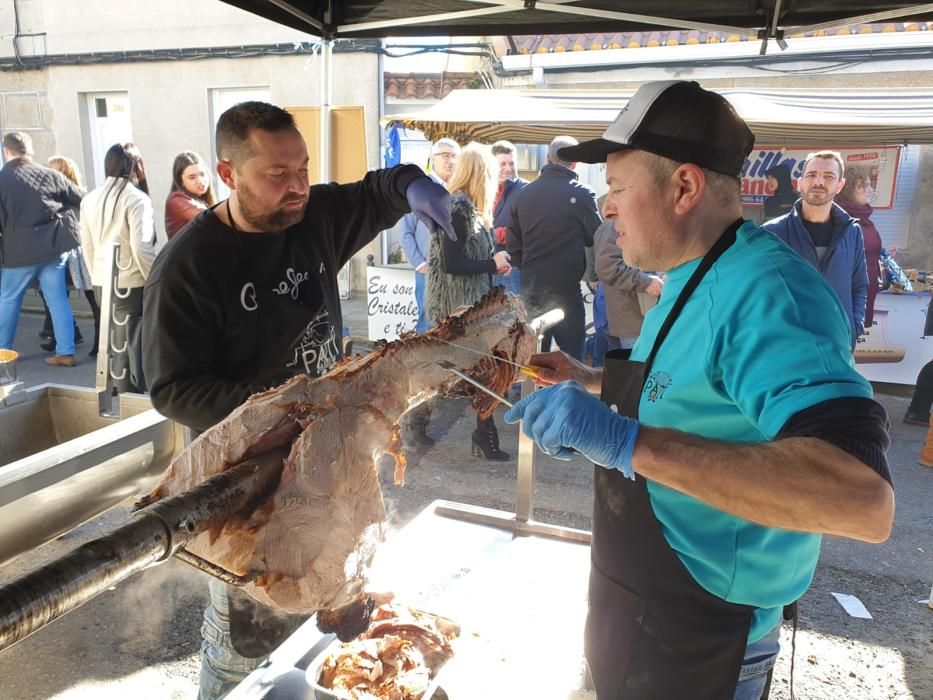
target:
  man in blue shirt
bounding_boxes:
[504,81,893,700]
[763,151,869,348]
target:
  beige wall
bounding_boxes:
[0,0,313,59]
[1,52,383,289]
[0,0,393,290]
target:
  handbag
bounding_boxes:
[879,248,912,292]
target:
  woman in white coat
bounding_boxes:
[80,143,155,393]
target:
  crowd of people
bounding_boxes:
[0,133,218,391]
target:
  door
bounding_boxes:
[85,93,133,188]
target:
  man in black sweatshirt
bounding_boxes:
[142,101,451,700]
[506,135,601,360]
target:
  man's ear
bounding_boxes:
[671,163,704,215]
[836,177,846,195]
[217,160,237,191]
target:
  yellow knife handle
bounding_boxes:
[519,366,541,380]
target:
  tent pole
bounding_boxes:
[320,37,333,183]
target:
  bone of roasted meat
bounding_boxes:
[139,288,534,614]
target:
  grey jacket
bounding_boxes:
[593,220,657,338]
[0,157,83,268]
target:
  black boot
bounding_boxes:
[472,416,509,461]
[407,405,435,449]
[86,289,101,357]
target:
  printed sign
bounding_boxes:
[855,291,931,385]
[367,265,418,341]
[742,146,901,209]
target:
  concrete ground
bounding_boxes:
[0,293,930,699]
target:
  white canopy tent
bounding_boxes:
[384,87,933,147]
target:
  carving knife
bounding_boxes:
[433,338,541,380]
[437,360,513,408]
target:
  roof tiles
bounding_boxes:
[505,22,931,54]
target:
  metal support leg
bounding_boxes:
[436,310,589,543]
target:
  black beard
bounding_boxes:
[237,183,307,232]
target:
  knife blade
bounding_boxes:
[437,360,513,408]
[438,361,581,457]
[432,338,541,380]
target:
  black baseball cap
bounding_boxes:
[557,81,755,178]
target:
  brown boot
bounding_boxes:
[45,354,76,367]
[919,414,933,467]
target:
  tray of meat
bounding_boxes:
[307,602,460,700]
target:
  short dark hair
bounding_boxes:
[3,131,32,156]
[215,102,297,166]
[491,140,516,156]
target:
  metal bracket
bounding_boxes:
[758,0,787,55]
[174,549,260,586]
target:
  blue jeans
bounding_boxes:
[734,624,781,700]
[198,578,266,700]
[494,266,521,295]
[414,270,429,332]
[0,254,75,355]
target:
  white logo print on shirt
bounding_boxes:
[272,267,310,300]
[240,283,258,311]
[287,309,339,376]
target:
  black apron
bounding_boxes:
[585,219,756,699]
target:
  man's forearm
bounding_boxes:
[632,428,894,543]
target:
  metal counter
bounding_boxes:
[229,499,596,700]
[0,385,182,565]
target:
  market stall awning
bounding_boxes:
[384,88,933,146]
[219,1,933,40]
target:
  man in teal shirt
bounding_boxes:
[505,80,894,700]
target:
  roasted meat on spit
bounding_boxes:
[137,288,534,626]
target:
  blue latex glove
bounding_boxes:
[406,176,454,240]
[504,381,640,479]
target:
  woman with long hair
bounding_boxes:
[427,144,512,460]
[165,151,217,238]
[43,156,102,356]
[79,143,155,392]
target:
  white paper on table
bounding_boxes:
[831,592,873,619]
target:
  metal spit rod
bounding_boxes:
[0,450,286,653]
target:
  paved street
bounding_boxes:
[0,295,930,699]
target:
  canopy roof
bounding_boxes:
[220,1,933,40]
[385,88,933,146]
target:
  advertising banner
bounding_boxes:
[367,265,419,342]
[742,146,901,209]
[855,291,931,385]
